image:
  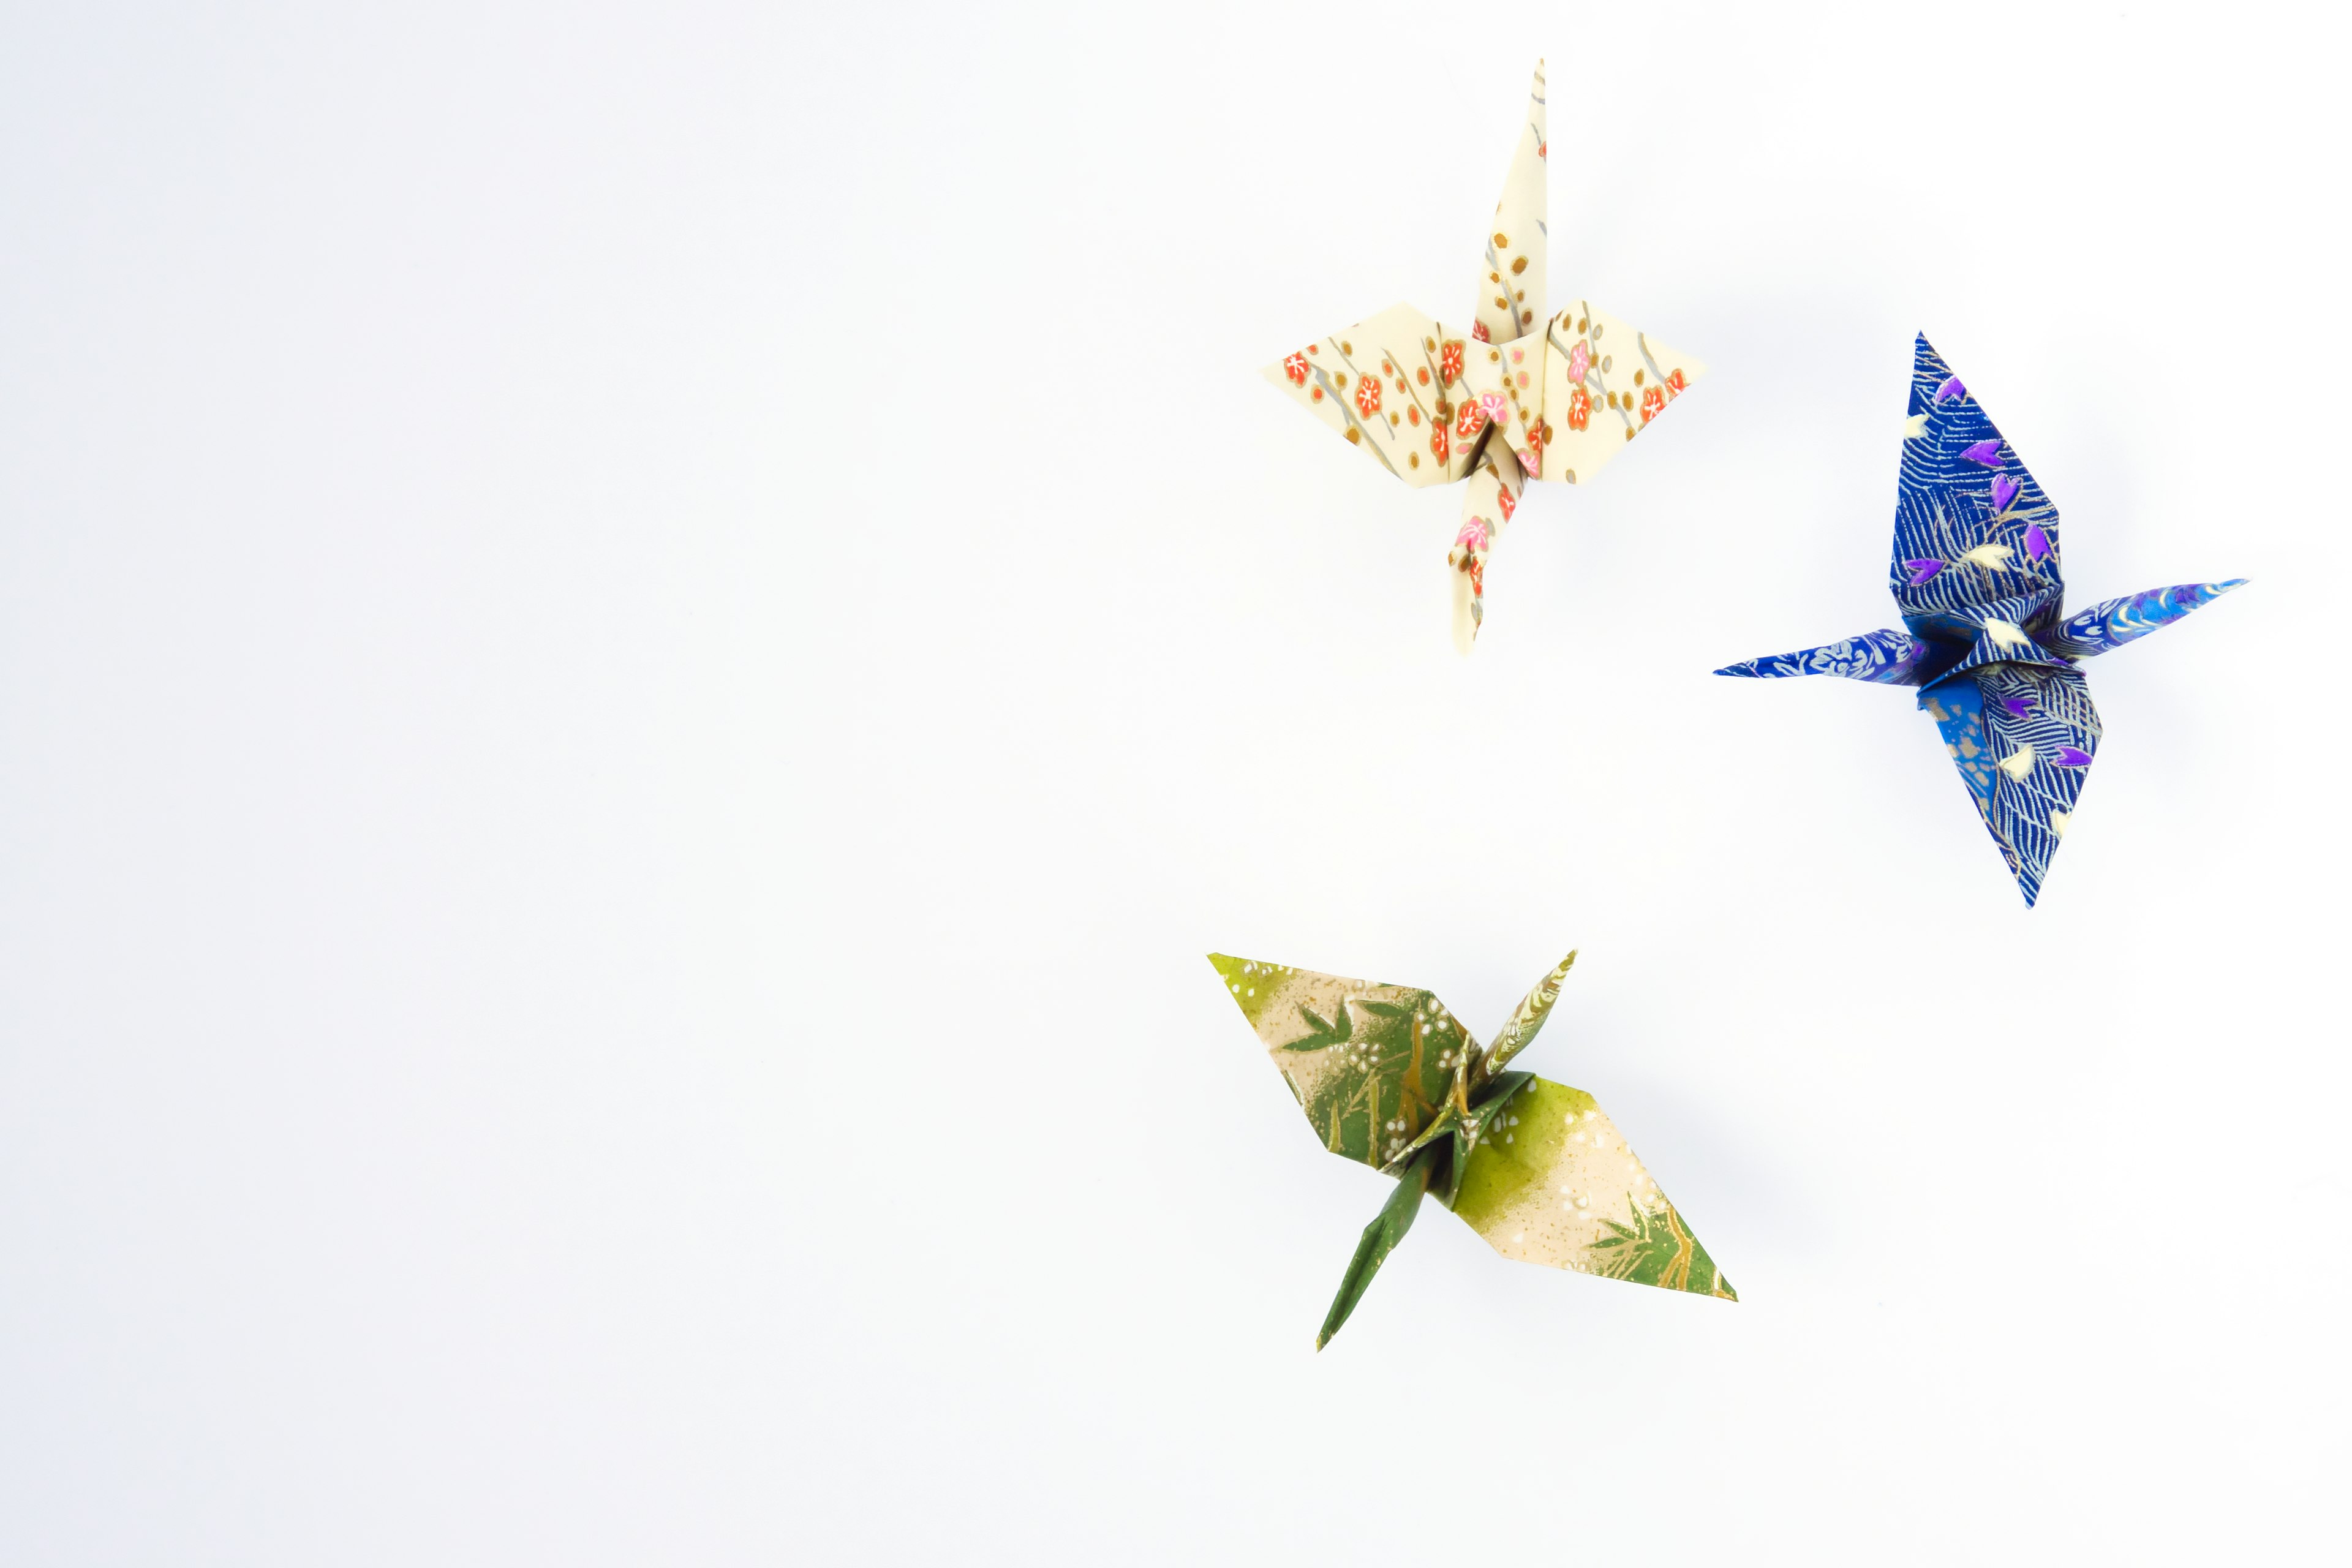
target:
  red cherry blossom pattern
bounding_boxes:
[1355,373,1381,418]
[1566,386,1591,431]
[1440,341,1464,384]
[1283,352,1310,386]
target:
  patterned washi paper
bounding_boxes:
[1208,951,1732,1349]
[1260,61,1705,654]
[1717,334,2244,906]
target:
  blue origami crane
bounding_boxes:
[1716,335,2244,906]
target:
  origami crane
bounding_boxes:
[1261,61,1703,653]
[1208,950,1733,1349]
[1716,335,2245,905]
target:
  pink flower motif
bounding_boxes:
[1567,340,1591,383]
[1283,351,1310,386]
[1455,516,1491,554]
[1477,391,1508,423]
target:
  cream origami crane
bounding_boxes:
[1263,62,1705,652]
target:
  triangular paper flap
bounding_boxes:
[1208,954,1479,1170]
[1450,1076,1735,1299]
[1474,62,1548,346]
[1262,304,1479,489]
[1535,303,1704,486]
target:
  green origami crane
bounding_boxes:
[1208,950,1735,1348]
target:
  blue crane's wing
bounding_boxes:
[1713,627,1930,683]
[1920,663,2103,907]
[2042,579,2247,658]
[1891,336,2065,644]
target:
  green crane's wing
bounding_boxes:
[1208,952,1476,1170]
[1452,1076,1735,1300]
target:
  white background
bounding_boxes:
[2,2,2345,1561]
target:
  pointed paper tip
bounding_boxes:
[1720,1280,1739,1303]
[1313,1331,1329,1352]
[2212,578,2249,595]
[1712,662,1758,677]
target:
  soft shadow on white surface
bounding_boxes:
[0,3,2343,1562]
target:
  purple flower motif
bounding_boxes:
[2052,746,2093,767]
[1904,559,1945,586]
[2000,695,2037,717]
[1959,440,2005,467]
[1990,474,2020,513]
[2023,523,2050,561]
[1935,377,1966,402]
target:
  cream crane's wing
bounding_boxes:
[1261,304,1484,489]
